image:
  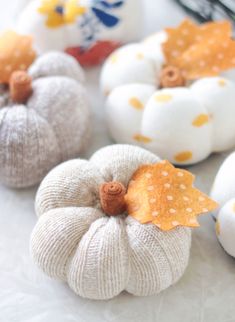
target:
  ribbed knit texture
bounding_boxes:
[31,144,191,300]
[0,52,90,188]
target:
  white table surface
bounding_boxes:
[1,1,235,321]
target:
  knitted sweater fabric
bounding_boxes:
[0,52,90,188]
[31,144,191,300]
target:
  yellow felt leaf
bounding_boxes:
[65,0,87,23]
[38,0,64,27]
[0,31,36,84]
[38,0,86,27]
[125,160,218,231]
[162,19,235,80]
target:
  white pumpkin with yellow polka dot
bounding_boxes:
[211,152,235,257]
[100,20,235,165]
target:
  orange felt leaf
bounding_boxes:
[162,19,235,80]
[0,31,36,84]
[125,160,218,231]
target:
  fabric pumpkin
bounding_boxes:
[0,51,90,188]
[31,144,192,300]
[100,21,235,165]
[211,152,235,258]
[16,0,142,66]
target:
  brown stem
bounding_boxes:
[99,181,127,216]
[9,71,32,104]
[160,65,186,88]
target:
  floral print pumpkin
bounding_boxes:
[100,20,235,165]
[17,0,142,66]
[0,32,90,187]
[211,152,235,258]
[31,144,217,300]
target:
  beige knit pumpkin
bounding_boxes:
[31,144,191,300]
[0,51,90,188]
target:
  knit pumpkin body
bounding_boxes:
[0,52,90,188]
[100,33,235,165]
[32,144,191,300]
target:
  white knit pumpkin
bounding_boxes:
[211,152,235,258]
[0,51,90,188]
[17,0,142,66]
[100,32,235,165]
[31,144,191,300]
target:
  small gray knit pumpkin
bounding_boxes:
[0,51,90,188]
[31,144,191,300]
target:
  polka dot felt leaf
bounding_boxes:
[163,19,235,80]
[125,160,218,231]
[0,30,36,84]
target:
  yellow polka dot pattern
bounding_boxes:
[163,19,235,80]
[0,30,36,84]
[125,160,218,231]
[218,79,226,87]
[133,134,152,144]
[174,151,193,163]
[155,93,173,103]
[136,53,144,60]
[129,97,144,110]
[109,53,118,64]
[192,114,209,127]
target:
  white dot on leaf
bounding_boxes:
[169,208,176,214]
[212,66,219,72]
[177,172,184,177]
[195,35,202,41]
[152,211,159,217]
[150,198,156,204]
[199,60,206,67]
[172,50,179,57]
[147,185,154,191]
[182,29,189,35]
[186,208,192,213]
[185,57,191,63]
[177,39,184,46]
